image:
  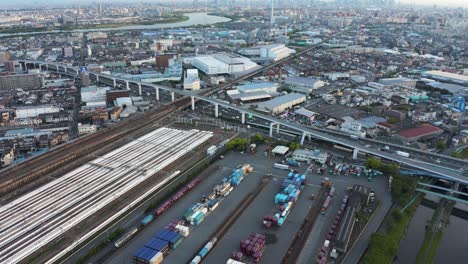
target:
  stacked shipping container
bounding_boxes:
[133,221,190,264]
[263,172,306,227]
[238,233,266,263]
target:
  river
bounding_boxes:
[395,203,468,264]
[0,12,231,37]
[395,205,434,264]
[434,214,468,263]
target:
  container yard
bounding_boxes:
[129,164,254,264]
[203,162,318,264]
[0,127,212,264]
[102,143,390,264]
[231,233,266,263]
[182,164,253,227]
[263,172,307,228]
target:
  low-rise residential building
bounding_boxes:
[78,124,97,135]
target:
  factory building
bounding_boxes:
[257,93,306,115]
[81,86,111,103]
[397,123,443,142]
[237,82,279,94]
[106,90,130,104]
[0,74,43,90]
[239,44,295,61]
[378,77,417,89]
[422,70,468,86]
[192,53,259,75]
[15,105,62,119]
[284,76,325,94]
[227,82,278,103]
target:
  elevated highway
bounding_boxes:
[19,60,468,184]
[17,33,468,184]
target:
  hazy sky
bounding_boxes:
[402,0,467,8]
[0,0,466,8]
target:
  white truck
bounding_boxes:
[274,163,290,170]
[396,151,410,158]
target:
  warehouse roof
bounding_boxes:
[334,194,360,252]
[237,82,278,93]
[294,108,316,118]
[284,76,321,87]
[398,124,442,139]
[258,93,306,110]
[193,56,227,68]
[272,145,289,155]
[424,70,468,82]
[379,77,415,85]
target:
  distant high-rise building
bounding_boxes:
[77,5,81,17]
[0,52,10,63]
[99,3,103,14]
[80,71,91,87]
[0,74,43,90]
[4,61,16,73]
[270,0,275,29]
[63,47,74,58]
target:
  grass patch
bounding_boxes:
[415,229,444,264]
[428,230,444,261]
[361,198,421,264]
[452,148,468,159]
[416,230,434,264]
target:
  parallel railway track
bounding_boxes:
[0,96,190,196]
[0,128,213,263]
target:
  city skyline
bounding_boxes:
[0,0,466,8]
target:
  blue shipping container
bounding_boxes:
[145,237,169,252]
[199,247,209,258]
[141,215,154,226]
[134,247,158,262]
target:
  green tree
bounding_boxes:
[289,142,300,151]
[380,163,399,175]
[436,140,446,151]
[366,157,381,169]
[226,138,248,151]
[250,133,264,143]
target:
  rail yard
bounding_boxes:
[0,127,212,264]
[0,98,190,198]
